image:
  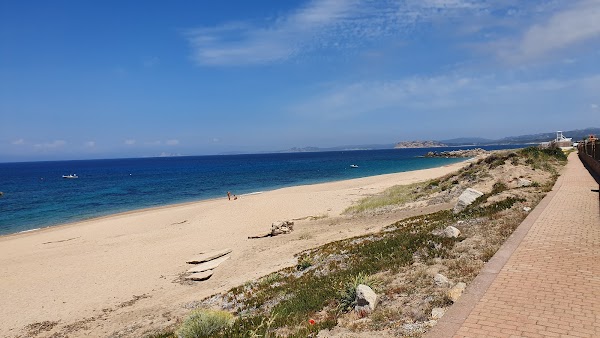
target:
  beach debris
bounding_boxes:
[187,255,230,273]
[355,284,378,314]
[184,248,232,282]
[434,273,451,287]
[447,282,467,302]
[171,220,188,225]
[186,248,232,264]
[248,220,296,239]
[443,226,461,238]
[517,178,533,187]
[271,220,294,236]
[431,307,446,320]
[453,188,484,213]
[42,237,80,245]
[184,270,214,281]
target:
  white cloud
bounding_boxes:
[85,141,96,147]
[11,139,24,145]
[166,139,179,146]
[290,73,600,120]
[508,1,600,61]
[185,0,495,66]
[124,139,136,145]
[592,103,599,109]
[34,140,66,149]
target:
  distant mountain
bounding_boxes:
[440,137,495,145]
[496,128,600,144]
[269,127,600,154]
[394,140,446,148]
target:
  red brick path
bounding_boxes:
[428,152,600,338]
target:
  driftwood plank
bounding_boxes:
[186,248,232,264]
[184,270,213,281]
[187,255,230,273]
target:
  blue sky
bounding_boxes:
[1,0,599,161]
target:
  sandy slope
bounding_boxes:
[0,161,471,337]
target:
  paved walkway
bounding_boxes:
[427,152,600,338]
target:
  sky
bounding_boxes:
[1,0,599,162]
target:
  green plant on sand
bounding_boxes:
[175,309,234,338]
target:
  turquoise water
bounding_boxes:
[0,146,520,235]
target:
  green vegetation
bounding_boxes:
[150,147,567,338]
[175,309,234,338]
[344,181,439,214]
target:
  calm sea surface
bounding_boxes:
[0,146,523,235]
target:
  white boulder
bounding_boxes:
[434,273,451,287]
[355,284,378,314]
[453,188,484,213]
[444,226,461,238]
[447,282,467,302]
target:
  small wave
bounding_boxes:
[241,191,264,196]
[19,228,41,234]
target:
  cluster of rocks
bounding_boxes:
[424,148,487,158]
[432,273,467,319]
[271,220,294,236]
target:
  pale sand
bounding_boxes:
[0,161,470,337]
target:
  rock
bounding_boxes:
[271,221,294,236]
[431,307,446,320]
[424,148,487,158]
[447,282,467,302]
[517,178,532,187]
[523,207,532,212]
[453,188,484,213]
[355,284,378,314]
[443,226,461,238]
[184,270,213,281]
[434,273,451,287]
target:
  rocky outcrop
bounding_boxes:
[271,221,294,236]
[355,284,378,314]
[395,140,447,149]
[424,148,487,158]
[453,188,484,213]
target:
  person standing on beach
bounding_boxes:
[227,191,231,200]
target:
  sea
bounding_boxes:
[0,146,524,235]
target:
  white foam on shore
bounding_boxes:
[241,191,264,197]
[18,228,41,234]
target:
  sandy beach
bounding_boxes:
[0,161,471,337]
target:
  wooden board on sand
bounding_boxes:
[184,270,214,281]
[186,248,232,264]
[187,255,230,273]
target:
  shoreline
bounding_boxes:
[0,159,473,338]
[1,160,466,240]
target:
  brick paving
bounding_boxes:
[428,152,600,338]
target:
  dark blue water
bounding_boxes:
[0,146,522,235]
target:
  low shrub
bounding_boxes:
[175,309,233,338]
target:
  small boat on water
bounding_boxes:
[350,164,359,168]
[62,174,78,179]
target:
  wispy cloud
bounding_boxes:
[185,0,496,66]
[124,139,136,145]
[11,139,25,145]
[290,73,600,120]
[142,56,160,68]
[166,139,179,146]
[85,141,96,147]
[592,103,599,109]
[34,140,66,149]
[512,1,600,61]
